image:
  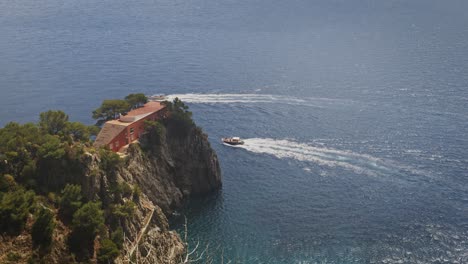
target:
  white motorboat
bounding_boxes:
[222,137,244,145]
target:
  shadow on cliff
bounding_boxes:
[123,101,222,216]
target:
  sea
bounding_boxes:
[1,0,468,263]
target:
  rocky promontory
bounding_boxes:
[84,120,221,263]
[0,98,221,263]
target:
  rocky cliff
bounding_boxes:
[124,122,222,212]
[0,116,221,264]
[0,98,222,263]
[83,121,222,263]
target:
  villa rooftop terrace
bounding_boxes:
[125,101,165,117]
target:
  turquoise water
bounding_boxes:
[1,0,468,262]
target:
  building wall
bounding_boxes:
[107,130,127,152]
[107,108,168,152]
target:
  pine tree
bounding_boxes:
[31,207,55,250]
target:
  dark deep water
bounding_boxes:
[1,0,468,262]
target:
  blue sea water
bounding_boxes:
[1,0,468,262]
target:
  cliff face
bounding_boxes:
[81,122,222,263]
[121,123,222,214]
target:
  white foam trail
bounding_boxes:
[165,93,353,108]
[231,138,412,177]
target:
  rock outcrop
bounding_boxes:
[81,121,222,263]
[121,123,222,214]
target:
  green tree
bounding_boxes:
[0,188,35,235]
[98,148,121,172]
[88,125,101,137]
[59,184,82,220]
[97,238,120,264]
[161,98,194,137]
[145,120,166,146]
[72,201,104,236]
[0,122,41,177]
[110,182,132,198]
[111,227,124,249]
[163,97,192,118]
[125,93,148,109]
[31,207,55,250]
[65,122,90,142]
[111,200,136,219]
[69,201,105,260]
[92,100,130,123]
[37,135,65,160]
[19,160,36,187]
[39,110,69,135]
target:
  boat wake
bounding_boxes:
[230,138,418,177]
[165,93,353,108]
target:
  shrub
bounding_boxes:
[6,252,21,261]
[0,174,16,192]
[97,238,120,264]
[145,120,165,139]
[72,201,105,235]
[69,202,105,260]
[111,201,136,219]
[0,188,35,235]
[99,148,121,172]
[59,184,82,220]
[119,182,133,198]
[161,98,194,137]
[19,160,37,186]
[47,192,58,205]
[109,182,133,203]
[111,227,124,249]
[31,207,55,250]
[132,185,142,201]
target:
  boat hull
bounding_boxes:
[222,138,244,145]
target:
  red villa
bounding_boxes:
[94,101,168,152]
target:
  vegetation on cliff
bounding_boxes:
[31,207,55,251]
[92,93,148,124]
[0,95,221,263]
[0,109,126,262]
[143,97,193,147]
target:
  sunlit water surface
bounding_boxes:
[1,0,468,262]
